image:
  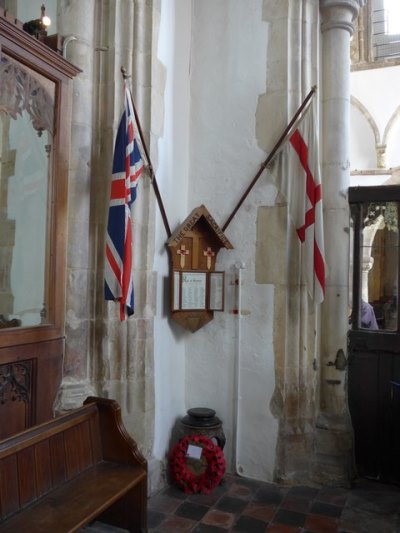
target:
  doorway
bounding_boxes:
[348,186,400,483]
[348,185,400,484]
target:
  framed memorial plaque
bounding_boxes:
[172,270,225,314]
[167,205,233,332]
[181,272,207,310]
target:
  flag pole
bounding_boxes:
[222,85,317,232]
[121,67,172,238]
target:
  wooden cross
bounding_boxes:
[177,244,190,268]
[203,247,215,270]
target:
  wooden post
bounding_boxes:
[121,67,172,238]
[222,86,317,232]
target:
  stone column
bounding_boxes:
[316,0,366,484]
[56,0,97,408]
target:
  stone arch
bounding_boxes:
[351,95,381,146]
[382,104,400,146]
[351,95,385,167]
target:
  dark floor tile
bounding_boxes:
[148,477,400,533]
[305,513,338,533]
[215,495,248,514]
[316,486,349,506]
[273,509,307,527]
[162,484,189,500]
[147,509,166,529]
[243,502,277,522]
[280,494,312,513]
[266,524,301,532]
[227,482,254,500]
[187,490,224,507]
[339,506,398,533]
[232,515,269,532]
[201,509,235,529]
[346,487,400,515]
[192,524,228,533]
[310,501,343,518]
[152,514,196,532]
[287,485,319,499]
[148,492,183,513]
[254,485,286,505]
[175,501,209,521]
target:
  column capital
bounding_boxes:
[320,0,365,35]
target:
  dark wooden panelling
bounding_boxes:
[49,433,66,486]
[34,440,52,497]
[17,447,37,507]
[348,349,380,478]
[88,410,103,463]
[66,420,94,474]
[0,339,63,440]
[0,398,147,531]
[349,339,400,483]
[0,455,19,519]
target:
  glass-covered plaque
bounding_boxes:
[181,272,207,310]
[0,55,55,327]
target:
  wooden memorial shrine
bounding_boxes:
[167,205,233,332]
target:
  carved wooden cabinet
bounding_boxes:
[0,12,79,438]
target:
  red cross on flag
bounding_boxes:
[277,97,325,303]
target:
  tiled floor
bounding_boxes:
[147,474,400,532]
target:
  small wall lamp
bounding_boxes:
[23,4,51,40]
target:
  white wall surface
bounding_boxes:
[350,65,400,175]
[185,0,278,480]
[152,0,191,460]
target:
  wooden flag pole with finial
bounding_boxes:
[222,85,317,232]
[121,66,172,238]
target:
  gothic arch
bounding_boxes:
[351,95,381,146]
[382,104,400,147]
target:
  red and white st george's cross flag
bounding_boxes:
[278,97,325,303]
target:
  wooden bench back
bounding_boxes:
[0,403,102,520]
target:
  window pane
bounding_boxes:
[372,0,400,59]
[360,202,398,330]
[385,0,400,35]
[0,56,55,328]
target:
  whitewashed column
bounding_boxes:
[319,0,366,410]
[316,0,366,482]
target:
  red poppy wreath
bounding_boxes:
[170,434,225,494]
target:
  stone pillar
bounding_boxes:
[316,0,366,484]
[56,0,97,408]
[55,1,157,478]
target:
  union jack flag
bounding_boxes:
[104,85,144,320]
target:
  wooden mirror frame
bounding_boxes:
[0,14,80,347]
[0,13,80,436]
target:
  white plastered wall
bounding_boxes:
[184,0,278,480]
[152,0,190,464]
[152,0,279,481]
[350,65,400,180]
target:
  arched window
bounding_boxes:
[351,0,400,68]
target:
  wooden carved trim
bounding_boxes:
[0,360,31,404]
[0,55,54,134]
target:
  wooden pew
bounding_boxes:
[0,396,147,532]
